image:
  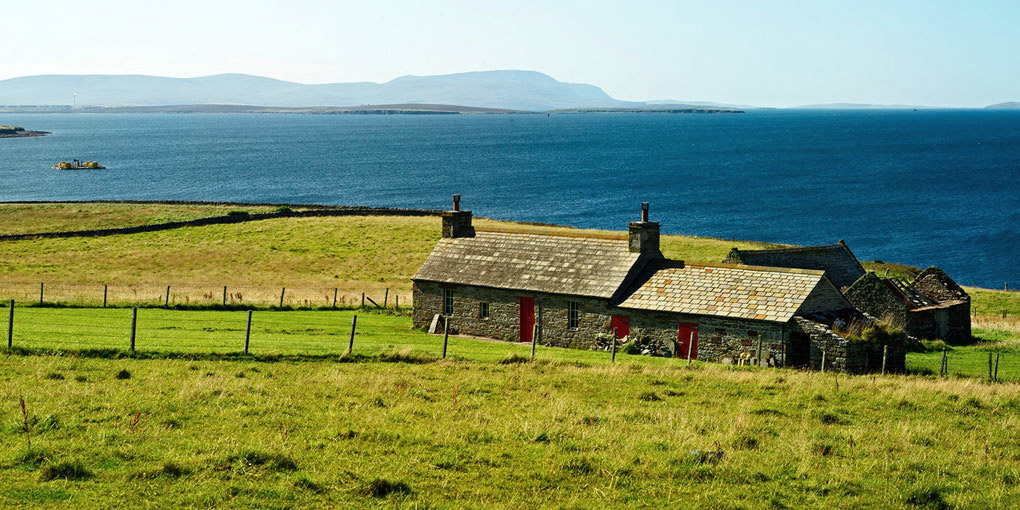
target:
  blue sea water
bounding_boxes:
[1,110,1018,288]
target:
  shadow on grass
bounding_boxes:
[3,346,435,364]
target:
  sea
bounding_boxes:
[1,110,1018,289]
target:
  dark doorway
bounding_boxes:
[787,332,811,368]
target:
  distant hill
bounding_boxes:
[0,71,646,112]
[76,104,530,114]
[986,102,1020,109]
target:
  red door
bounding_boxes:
[677,322,698,359]
[519,297,535,343]
[611,315,630,339]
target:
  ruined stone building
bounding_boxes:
[726,245,971,342]
[844,269,971,342]
[412,197,898,373]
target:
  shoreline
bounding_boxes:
[0,130,50,138]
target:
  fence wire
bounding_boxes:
[0,281,407,310]
[1,307,565,363]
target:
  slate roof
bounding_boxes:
[723,242,866,289]
[412,230,646,299]
[617,262,828,323]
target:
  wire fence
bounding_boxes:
[0,281,407,310]
[0,305,628,364]
[2,304,1018,381]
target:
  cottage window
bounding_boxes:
[479,302,490,319]
[443,289,454,316]
[568,301,580,329]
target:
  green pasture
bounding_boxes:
[3,306,662,366]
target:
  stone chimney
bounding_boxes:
[628,202,660,255]
[442,194,475,238]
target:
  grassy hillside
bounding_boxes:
[0,203,769,306]
[3,352,1019,508]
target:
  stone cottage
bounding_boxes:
[724,244,971,342]
[412,196,898,373]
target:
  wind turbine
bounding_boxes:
[72,92,77,111]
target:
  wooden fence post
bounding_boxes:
[941,348,948,377]
[7,300,13,349]
[39,282,44,305]
[384,289,389,308]
[103,285,108,308]
[781,341,786,368]
[165,285,170,307]
[611,327,617,363]
[881,345,888,376]
[994,353,1000,382]
[687,331,695,366]
[361,292,365,309]
[347,314,357,355]
[530,324,538,360]
[279,288,286,308]
[223,286,227,306]
[332,288,338,309]
[130,308,137,352]
[395,296,399,310]
[821,350,826,373]
[442,318,449,359]
[244,310,252,354]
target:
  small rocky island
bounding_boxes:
[53,159,106,170]
[0,125,50,138]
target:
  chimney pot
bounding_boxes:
[452,194,461,211]
[641,202,649,222]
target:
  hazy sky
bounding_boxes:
[4,0,1018,107]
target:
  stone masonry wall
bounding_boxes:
[906,301,972,342]
[414,282,895,373]
[798,279,851,315]
[625,309,785,365]
[789,317,906,374]
[413,281,615,348]
[845,273,908,327]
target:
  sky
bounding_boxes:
[2,0,1018,107]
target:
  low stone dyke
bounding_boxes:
[0,203,442,241]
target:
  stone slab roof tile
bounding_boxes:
[618,262,826,323]
[412,231,643,299]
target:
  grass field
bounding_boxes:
[4,349,1020,508]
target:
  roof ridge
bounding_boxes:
[474,226,627,241]
[685,261,826,276]
[733,244,843,255]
